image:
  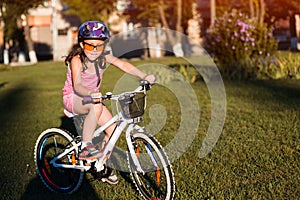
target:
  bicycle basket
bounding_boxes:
[118,92,146,119]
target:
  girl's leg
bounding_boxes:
[73,95,103,142]
[98,105,117,142]
[97,104,120,185]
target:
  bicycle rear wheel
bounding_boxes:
[128,132,175,200]
[34,128,84,194]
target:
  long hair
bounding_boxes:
[64,44,86,66]
[64,44,107,71]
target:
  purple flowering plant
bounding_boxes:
[205,9,278,79]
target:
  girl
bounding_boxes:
[62,21,155,183]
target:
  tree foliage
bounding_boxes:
[62,0,118,23]
[267,0,299,17]
[0,0,44,40]
[214,0,300,23]
[130,0,195,32]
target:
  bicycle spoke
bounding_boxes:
[128,132,175,200]
[34,128,84,194]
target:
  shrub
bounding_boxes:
[205,9,278,79]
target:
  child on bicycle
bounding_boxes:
[62,20,156,184]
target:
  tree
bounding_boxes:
[160,0,184,56]
[62,0,118,24]
[248,0,266,26]
[62,0,197,57]
[131,0,195,56]
[211,0,216,26]
[214,0,299,25]
[0,0,44,63]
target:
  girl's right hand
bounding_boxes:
[91,92,102,103]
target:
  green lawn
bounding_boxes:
[0,58,299,199]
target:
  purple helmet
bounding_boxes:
[78,21,110,43]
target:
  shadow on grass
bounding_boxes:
[0,84,102,199]
[0,84,27,125]
[21,176,101,200]
[227,79,300,110]
[255,80,300,111]
[0,83,153,199]
[254,79,300,104]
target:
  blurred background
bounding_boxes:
[0,0,299,64]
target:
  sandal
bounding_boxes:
[79,142,101,160]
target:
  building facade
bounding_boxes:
[26,0,80,61]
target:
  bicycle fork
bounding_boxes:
[126,124,151,174]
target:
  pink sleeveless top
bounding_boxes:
[62,65,103,113]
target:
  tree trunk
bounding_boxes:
[249,0,254,18]
[176,0,182,33]
[157,0,184,57]
[255,0,259,20]
[157,4,175,43]
[24,14,37,63]
[174,0,184,57]
[210,0,216,26]
[259,0,265,26]
[3,42,9,64]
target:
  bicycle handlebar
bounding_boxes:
[82,81,157,105]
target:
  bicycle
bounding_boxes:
[34,80,175,200]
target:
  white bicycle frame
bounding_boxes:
[50,84,151,174]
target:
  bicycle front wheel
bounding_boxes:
[128,132,175,200]
[34,128,84,194]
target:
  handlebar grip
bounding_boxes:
[140,80,157,91]
[82,96,93,105]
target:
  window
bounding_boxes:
[58,29,68,35]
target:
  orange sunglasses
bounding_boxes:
[83,42,105,52]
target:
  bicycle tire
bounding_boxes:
[34,128,84,194]
[127,132,175,200]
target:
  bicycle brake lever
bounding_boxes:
[105,92,112,100]
[144,81,158,91]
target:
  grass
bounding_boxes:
[0,58,299,199]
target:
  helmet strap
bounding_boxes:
[85,53,106,87]
[94,61,101,86]
[84,42,109,87]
